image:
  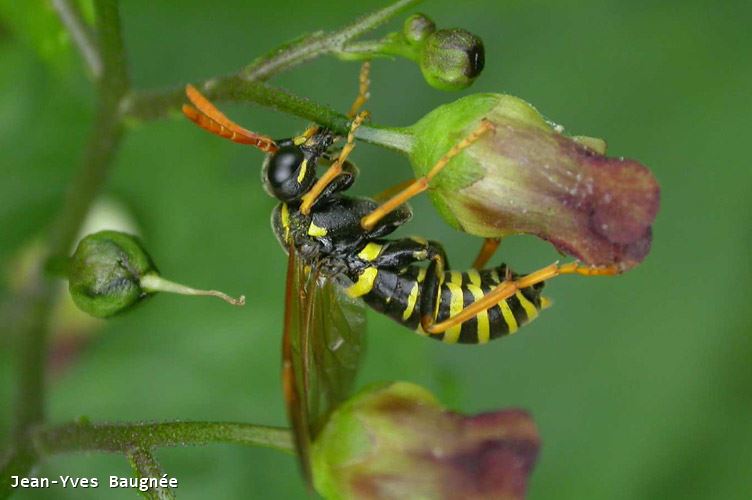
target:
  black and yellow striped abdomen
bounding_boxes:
[345,264,549,344]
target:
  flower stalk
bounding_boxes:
[140,275,245,307]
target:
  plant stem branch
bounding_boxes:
[9,0,130,486]
[1,421,292,498]
[33,421,293,455]
[0,447,36,499]
[127,448,176,500]
[240,0,421,81]
[126,77,414,154]
[48,0,129,264]
[51,0,102,78]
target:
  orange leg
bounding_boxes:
[299,111,369,215]
[347,62,371,118]
[371,179,415,202]
[421,261,622,334]
[472,238,501,269]
[361,120,494,231]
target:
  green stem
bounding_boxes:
[8,0,129,488]
[34,421,293,454]
[0,447,36,499]
[214,78,414,152]
[335,34,420,62]
[126,77,414,154]
[127,448,176,500]
[1,421,292,499]
[211,78,352,134]
[240,0,421,81]
[357,125,415,154]
[51,0,102,78]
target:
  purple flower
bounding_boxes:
[408,94,660,269]
[313,382,540,499]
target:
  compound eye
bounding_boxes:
[267,146,303,187]
[263,146,312,201]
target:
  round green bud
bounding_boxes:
[68,231,156,318]
[420,29,485,91]
[403,13,436,45]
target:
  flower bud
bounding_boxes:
[419,29,485,91]
[407,94,660,269]
[403,13,435,45]
[68,231,244,318]
[68,231,157,318]
[312,382,539,500]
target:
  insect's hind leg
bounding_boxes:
[360,120,494,231]
[472,238,502,269]
[421,261,622,335]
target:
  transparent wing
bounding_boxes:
[309,266,367,436]
[281,244,366,486]
[281,244,312,483]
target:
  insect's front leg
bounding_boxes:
[313,160,359,203]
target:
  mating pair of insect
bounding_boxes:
[182,64,618,484]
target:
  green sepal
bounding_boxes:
[407,93,546,229]
[312,382,440,500]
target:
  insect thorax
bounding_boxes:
[271,195,411,269]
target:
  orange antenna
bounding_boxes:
[183,84,278,153]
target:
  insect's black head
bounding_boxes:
[261,129,335,202]
[262,143,315,202]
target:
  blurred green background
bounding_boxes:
[1,0,750,498]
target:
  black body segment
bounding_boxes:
[345,259,546,344]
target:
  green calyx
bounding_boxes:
[405,93,552,230]
[68,231,157,318]
[312,382,440,499]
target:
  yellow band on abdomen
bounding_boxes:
[346,267,378,297]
